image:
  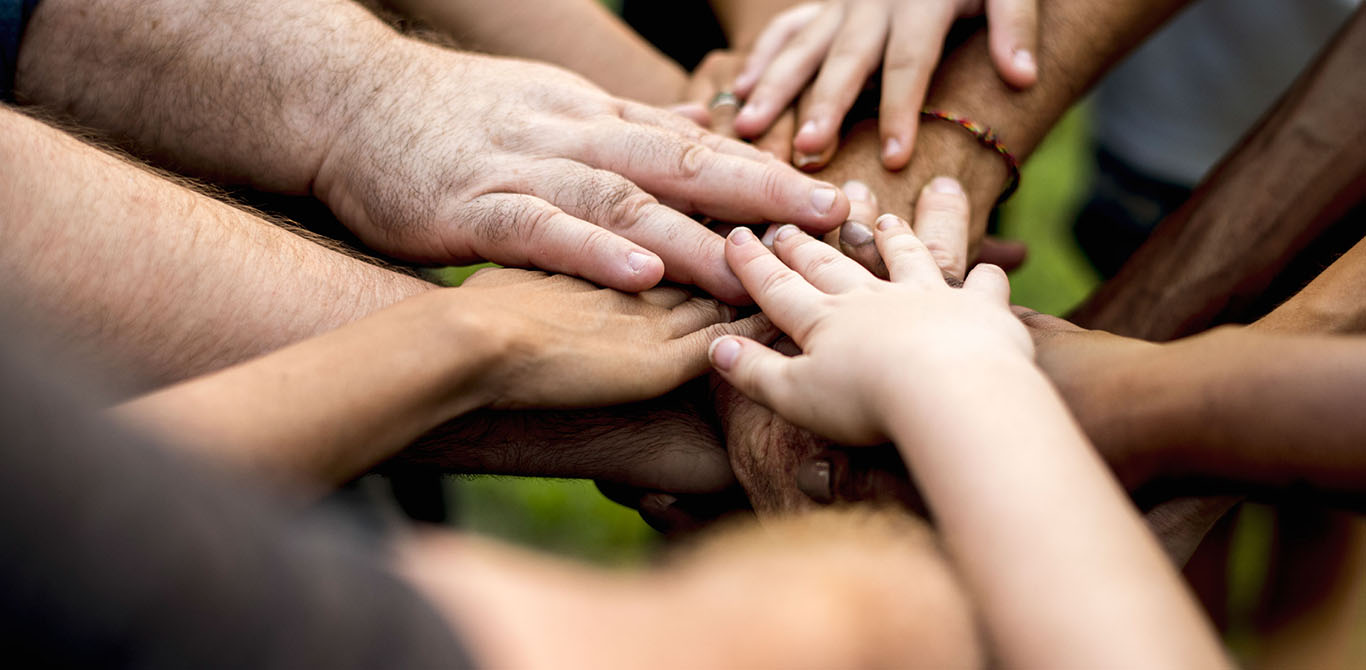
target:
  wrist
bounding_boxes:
[874,348,1041,439]
[311,33,447,228]
[424,287,525,414]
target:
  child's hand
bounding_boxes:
[708,178,1031,444]
[732,0,1038,170]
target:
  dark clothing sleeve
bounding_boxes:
[0,0,40,101]
[0,328,475,669]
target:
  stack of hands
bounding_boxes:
[34,0,1366,665]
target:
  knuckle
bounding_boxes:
[921,192,971,218]
[468,196,525,245]
[757,165,789,204]
[924,242,962,272]
[882,46,925,73]
[674,142,710,181]
[803,249,844,277]
[756,267,796,298]
[574,225,617,259]
[602,184,657,231]
[516,203,562,244]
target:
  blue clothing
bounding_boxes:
[1,0,41,101]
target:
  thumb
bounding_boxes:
[708,336,793,414]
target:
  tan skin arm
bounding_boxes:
[1071,5,1366,339]
[376,0,689,105]
[1,108,764,499]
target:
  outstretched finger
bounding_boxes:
[724,227,824,341]
[457,193,664,292]
[708,335,798,417]
[987,0,1040,89]
[771,224,873,293]
[522,159,744,302]
[963,263,1012,304]
[872,213,943,286]
[574,121,850,232]
[878,1,956,169]
[735,3,825,96]
[837,180,888,279]
[733,3,844,138]
[791,2,889,161]
[911,177,971,279]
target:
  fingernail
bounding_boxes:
[626,251,652,273]
[709,337,742,371]
[841,180,871,202]
[736,102,765,125]
[797,119,819,139]
[1013,49,1036,74]
[797,459,833,504]
[810,186,838,214]
[775,224,800,242]
[668,102,705,117]
[876,213,903,231]
[928,176,964,195]
[640,493,678,515]
[760,224,779,248]
[730,226,757,245]
[840,221,873,246]
[794,152,822,169]
[883,137,903,160]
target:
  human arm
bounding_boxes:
[0,106,430,390]
[1021,308,1366,503]
[401,507,979,669]
[16,0,850,302]
[0,106,760,497]
[733,0,1191,255]
[707,188,1226,666]
[375,0,688,105]
[113,269,770,492]
[1071,5,1366,339]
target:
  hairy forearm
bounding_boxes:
[16,0,400,193]
[112,290,503,491]
[0,108,431,391]
[885,356,1223,668]
[381,0,687,104]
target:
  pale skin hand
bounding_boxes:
[705,193,1227,669]
[314,49,852,304]
[708,219,1028,445]
[713,0,1194,250]
[0,107,751,500]
[731,0,1039,169]
[115,268,771,492]
[378,0,690,106]
[400,508,980,669]
[18,0,852,304]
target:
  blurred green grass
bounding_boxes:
[435,105,1103,565]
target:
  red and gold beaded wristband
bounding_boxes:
[920,109,1021,204]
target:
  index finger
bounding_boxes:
[574,121,850,231]
[723,227,825,343]
[987,0,1040,89]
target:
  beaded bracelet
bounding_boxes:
[920,109,1021,204]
